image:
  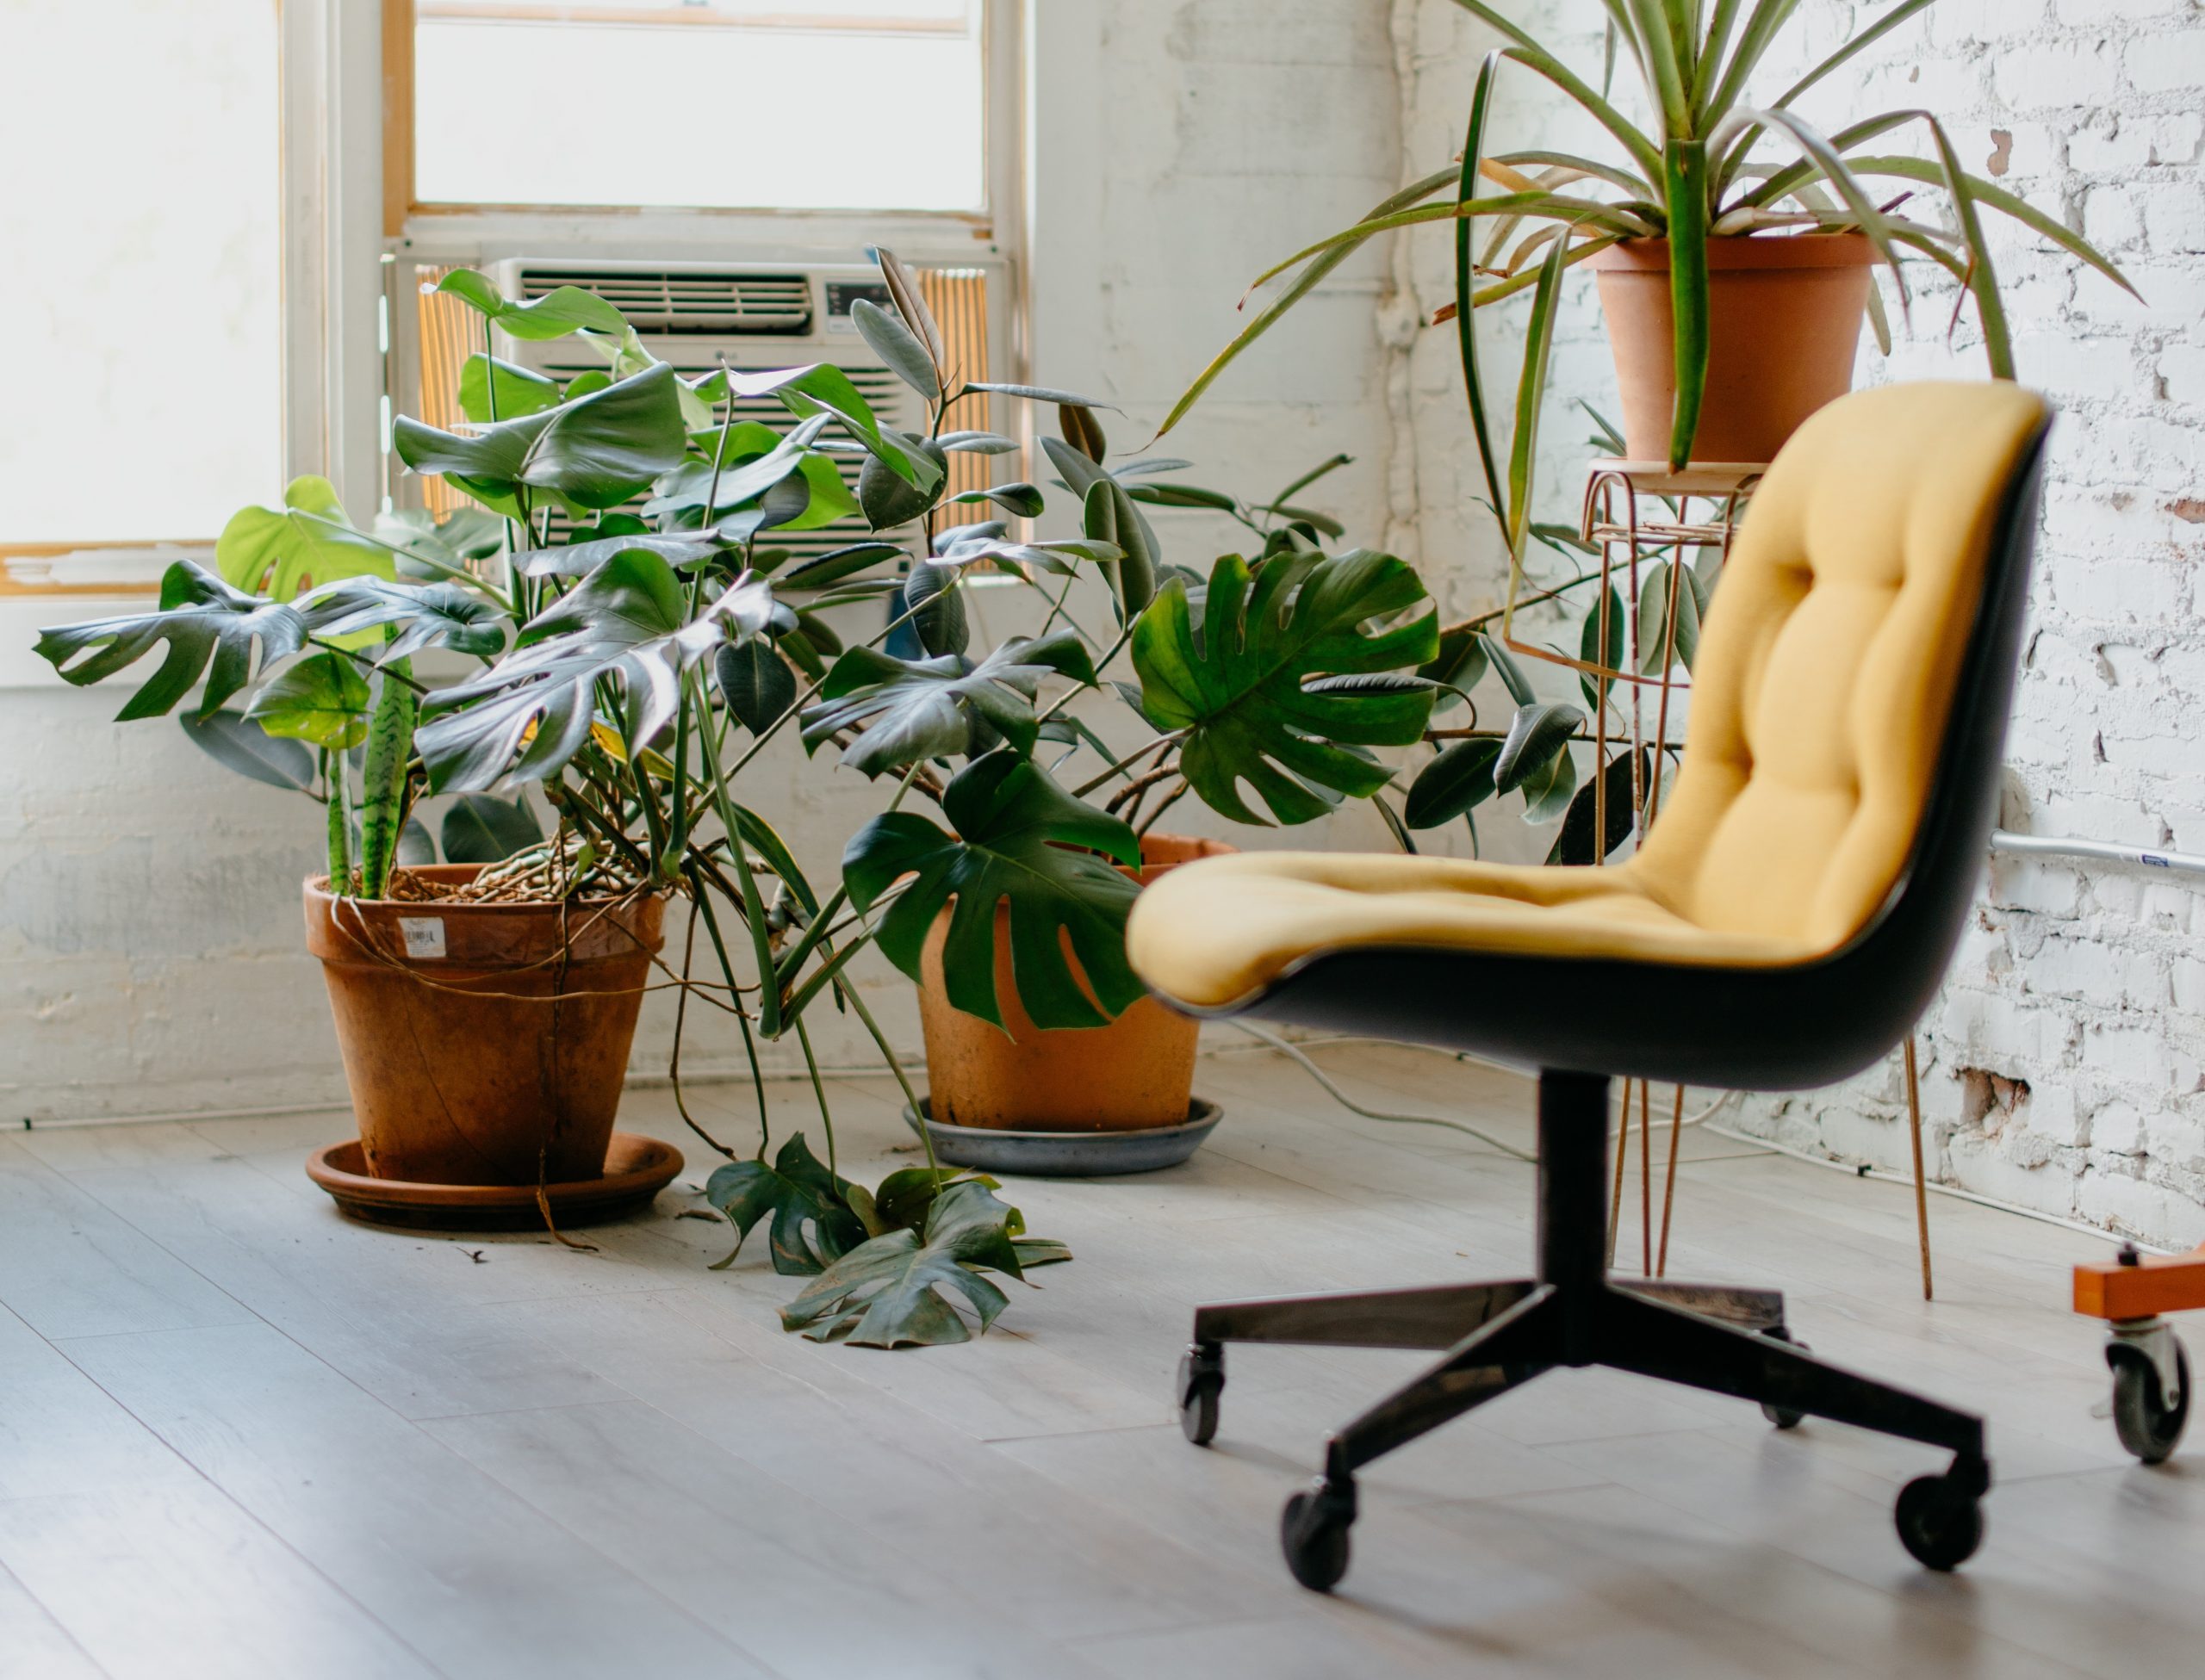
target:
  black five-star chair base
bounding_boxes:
[1174,1071,1991,1590]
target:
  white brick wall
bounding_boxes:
[1391,0,2205,1245]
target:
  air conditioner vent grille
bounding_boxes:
[514,267,814,335]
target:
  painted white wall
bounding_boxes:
[3,0,1406,1125]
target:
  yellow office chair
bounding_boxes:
[1128,381,2053,1586]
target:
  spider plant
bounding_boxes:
[1160,0,2132,563]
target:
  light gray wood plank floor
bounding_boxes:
[1,1045,2191,1679]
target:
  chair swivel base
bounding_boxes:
[1172,1072,1991,1590]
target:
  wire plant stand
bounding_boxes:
[1490,456,1936,1298]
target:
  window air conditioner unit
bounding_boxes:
[384,255,1015,564]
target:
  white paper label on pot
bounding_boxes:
[399,917,448,960]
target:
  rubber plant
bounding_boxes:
[1154,0,2132,867]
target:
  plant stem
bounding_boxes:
[1072,730,1185,800]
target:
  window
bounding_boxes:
[408,0,988,214]
[0,1,282,561]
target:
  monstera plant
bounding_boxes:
[34,252,1440,1347]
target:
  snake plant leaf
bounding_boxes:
[35,561,310,721]
[177,710,317,792]
[777,1178,1039,1346]
[1405,737,1504,829]
[432,269,629,339]
[244,651,371,750]
[414,552,777,791]
[1494,701,1584,794]
[394,362,688,511]
[850,298,941,403]
[216,476,394,602]
[715,638,798,736]
[802,631,1097,776]
[439,793,543,865]
[705,1133,869,1278]
[295,577,512,660]
[1130,549,1438,826]
[842,751,1140,1030]
[457,355,561,424]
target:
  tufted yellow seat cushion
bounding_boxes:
[1128,381,2051,1011]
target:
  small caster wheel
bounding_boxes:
[1177,1344,1224,1446]
[1895,1472,1985,1572]
[1759,1326,1810,1430]
[2110,1338,2189,1465]
[1281,1479,1354,1593]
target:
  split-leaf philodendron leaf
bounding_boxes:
[800,630,1097,776]
[34,561,309,722]
[394,362,689,511]
[841,751,1141,1031]
[1130,548,1438,825]
[414,549,777,790]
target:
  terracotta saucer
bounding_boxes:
[305,1131,685,1231]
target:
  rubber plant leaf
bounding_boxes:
[841,751,1141,1031]
[1404,738,1503,829]
[34,561,309,721]
[1494,701,1584,794]
[801,630,1098,777]
[295,577,512,660]
[704,1133,869,1278]
[393,363,689,511]
[244,650,372,751]
[776,1178,1048,1346]
[413,552,778,791]
[716,638,799,736]
[177,710,317,792]
[1130,548,1439,826]
[440,793,543,865]
[216,475,394,602]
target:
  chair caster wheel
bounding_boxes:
[1281,1479,1355,1592]
[1759,1326,1809,1430]
[1177,1344,1224,1446]
[1895,1471,1985,1572]
[2109,1336,2189,1465]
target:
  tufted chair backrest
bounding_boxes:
[1629,381,2053,953]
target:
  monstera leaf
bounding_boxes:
[704,1134,869,1277]
[34,561,308,721]
[800,631,1096,776]
[1130,548,1438,825]
[216,476,394,602]
[842,752,1140,1030]
[778,1178,1062,1348]
[413,549,776,790]
[295,577,511,660]
[393,362,688,511]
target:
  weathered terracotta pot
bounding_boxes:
[1590,233,1875,465]
[303,865,666,1186]
[916,834,1234,1132]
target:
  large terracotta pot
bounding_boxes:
[303,865,666,1186]
[917,834,1234,1132]
[1590,233,1875,465]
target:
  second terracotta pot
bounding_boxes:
[1590,233,1875,466]
[917,834,1234,1132]
[304,865,666,1186]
